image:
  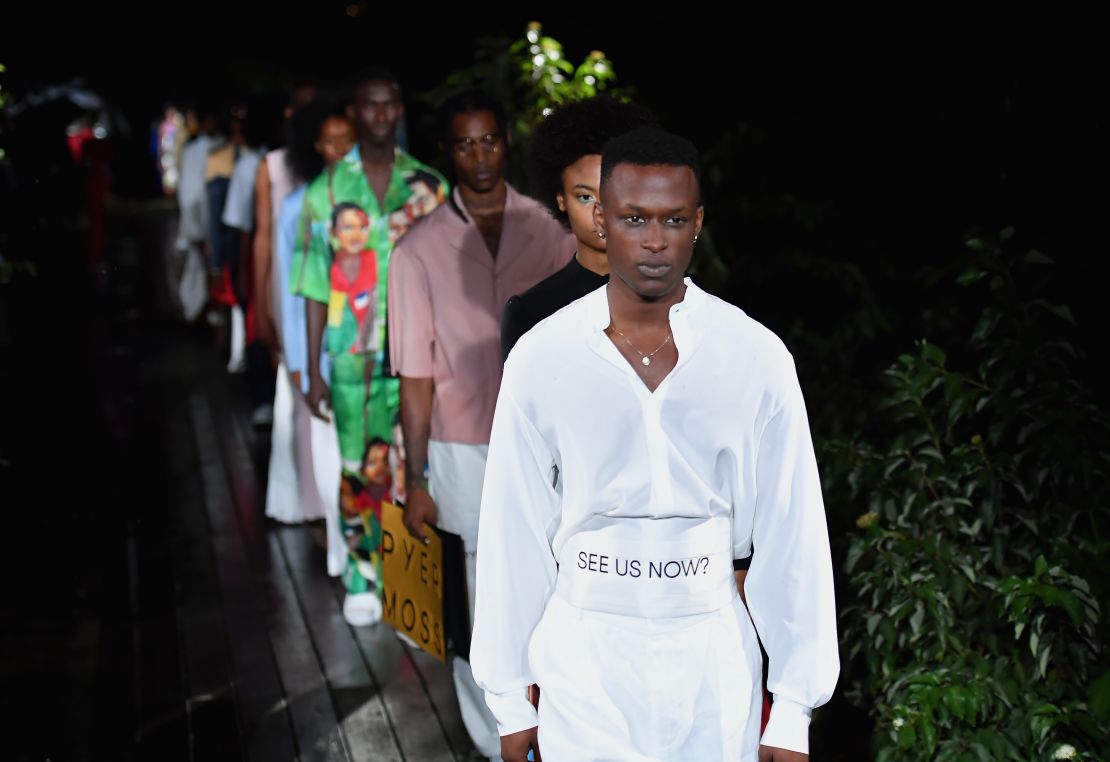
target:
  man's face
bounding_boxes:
[448,110,506,194]
[351,80,402,145]
[594,163,703,301]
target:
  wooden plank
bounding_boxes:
[167,398,243,761]
[212,367,466,762]
[131,386,189,761]
[406,647,473,761]
[276,525,402,762]
[347,613,458,762]
[191,394,296,761]
[210,379,350,762]
[216,377,405,762]
[261,534,350,762]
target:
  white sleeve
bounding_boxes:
[471,378,560,736]
[745,355,840,755]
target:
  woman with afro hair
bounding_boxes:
[500,97,655,360]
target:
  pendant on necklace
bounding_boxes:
[641,356,651,366]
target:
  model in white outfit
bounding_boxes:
[471,131,838,762]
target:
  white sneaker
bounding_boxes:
[342,592,382,627]
[251,403,274,426]
[227,354,247,374]
[227,304,246,373]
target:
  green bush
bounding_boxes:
[825,229,1109,760]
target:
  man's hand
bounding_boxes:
[307,373,331,422]
[500,726,540,762]
[758,745,807,761]
[403,486,438,544]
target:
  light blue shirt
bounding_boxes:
[278,184,329,391]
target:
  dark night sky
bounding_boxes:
[6,13,1103,321]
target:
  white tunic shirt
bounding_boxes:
[471,279,839,757]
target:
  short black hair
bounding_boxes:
[352,67,401,95]
[435,89,508,146]
[600,126,701,197]
[530,97,656,226]
[362,437,389,465]
[330,201,366,230]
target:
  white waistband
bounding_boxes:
[555,516,736,618]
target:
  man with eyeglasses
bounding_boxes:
[388,89,573,761]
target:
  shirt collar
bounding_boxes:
[585,277,707,376]
[586,276,704,332]
[449,181,518,226]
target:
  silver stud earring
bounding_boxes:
[596,231,606,240]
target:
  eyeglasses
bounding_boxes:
[451,133,503,156]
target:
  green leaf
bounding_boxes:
[920,713,937,754]
[1090,669,1110,721]
[945,687,970,720]
[921,342,948,366]
[1024,249,1055,264]
[1036,300,1076,325]
[897,721,917,748]
[1059,590,1084,627]
[958,267,988,286]
[957,562,977,584]
[1029,703,1059,743]
[910,602,925,635]
[1034,555,1048,579]
[918,446,945,461]
[867,613,882,637]
[1037,644,1051,679]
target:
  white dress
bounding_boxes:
[471,280,839,760]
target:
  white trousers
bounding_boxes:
[310,409,345,577]
[428,440,501,761]
[530,591,763,761]
[265,363,327,524]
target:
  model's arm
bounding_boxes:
[252,159,277,351]
[470,377,560,753]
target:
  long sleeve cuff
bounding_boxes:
[760,696,812,754]
[484,687,538,736]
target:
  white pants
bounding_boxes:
[532,516,763,761]
[429,440,501,761]
[310,409,345,577]
[265,363,328,525]
[529,592,763,761]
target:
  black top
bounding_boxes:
[500,255,608,361]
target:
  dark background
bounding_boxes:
[0,10,1103,760]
